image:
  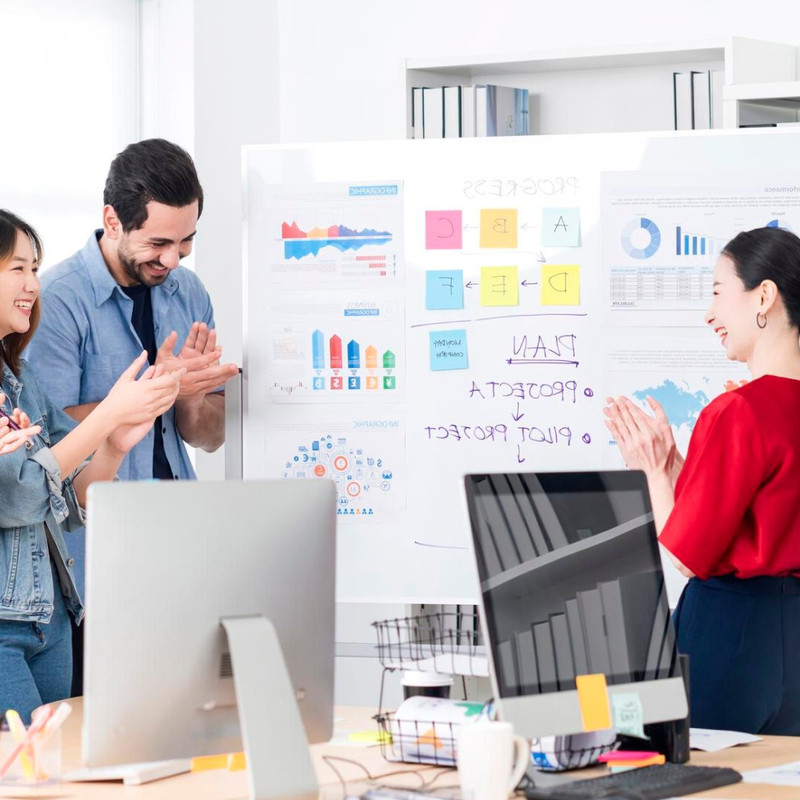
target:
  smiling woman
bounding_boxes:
[0,209,185,723]
[604,226,800,735]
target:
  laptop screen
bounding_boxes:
[464,470,680,698]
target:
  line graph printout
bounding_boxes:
[602,172,800,324]
[254,180,404,286]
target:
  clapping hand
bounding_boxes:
[155,323,238,402]
[0,394,41,454]
[101,353,185,454]
[603,395,677,477]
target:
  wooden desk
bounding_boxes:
[4,700,800,799]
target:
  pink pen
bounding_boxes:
[0,408,20,431]
[0,706,54,778]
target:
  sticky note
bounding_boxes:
[541,264,580,305]
[541,207,581,247]
[575,673,612,731]
[480,266,519,306]
[191,754,228,772]
[348,730,392,744]
[426,270,464,310]
[611,693,646,739]
[429,329,468,371]
[426,210,463,249]
[480,208,518,248]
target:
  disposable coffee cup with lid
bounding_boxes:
[401,670,453,699]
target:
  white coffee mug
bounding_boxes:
[456,719,529,800]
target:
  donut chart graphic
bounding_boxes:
[621,217,661,260]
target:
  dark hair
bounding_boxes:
[103,138,204,232]
[722,226,800,331]
[0,210,43,376]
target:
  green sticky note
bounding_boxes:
[612,693,646,739]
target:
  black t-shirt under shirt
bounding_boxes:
[121,284,174,480]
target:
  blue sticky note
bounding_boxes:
[541,208,581,247]
[429,329,468,371]
[426,270,464,310]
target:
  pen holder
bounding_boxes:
[0,724,61,786]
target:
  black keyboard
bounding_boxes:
[524,762,742,800]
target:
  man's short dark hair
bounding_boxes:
[103,138,204,232]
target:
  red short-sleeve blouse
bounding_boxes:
[659,375,800,580]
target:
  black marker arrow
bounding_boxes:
[520,280,538,287]
[520,223,537,231]
[517,445,526,464]
[465,280,479,289]
[536,250,547,263]
[462,223,479,230]
[512,402,524,421]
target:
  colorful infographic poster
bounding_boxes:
[256,181,404,287]
[602,172,800,325]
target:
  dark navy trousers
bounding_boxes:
[673,574,800,734]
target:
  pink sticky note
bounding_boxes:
[425,210,462,250]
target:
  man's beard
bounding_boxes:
[118,241,169,287]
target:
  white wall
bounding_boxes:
[0,0,139,268]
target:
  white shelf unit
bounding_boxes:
[405,37,800,137]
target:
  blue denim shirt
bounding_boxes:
[0,361,84,624]
[27,231,216,481]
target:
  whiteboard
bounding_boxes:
[242,129,800,604]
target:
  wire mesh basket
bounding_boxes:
[372,610,488,677]
[376,709,460,766]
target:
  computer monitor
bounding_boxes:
[82,479,336,797]
[464,470,688,738]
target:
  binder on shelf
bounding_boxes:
[565,597,590,676]
[461,85,476,137]
[549,612,575,690]
[412,87,424,139]
[672,72,693,131]
[692,70,712,130]
[599,571,664,683]
[507,473,549,556]
[491,474,539,562]
[577,588,612,675]
[533,621,557,692]
[515,627,540,693]
[644,582,671,680]
[497,639,519,694]
[443,86,462,138]
[471,492,504,579]
[520,473,569,551]
[422,86,444,138]
[475,485,522,572]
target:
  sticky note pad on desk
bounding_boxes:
[575,673,611,731]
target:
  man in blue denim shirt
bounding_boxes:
[26,139,238,690]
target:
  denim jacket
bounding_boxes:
[0,360,84,624]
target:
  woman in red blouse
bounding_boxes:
[605,225,800,734]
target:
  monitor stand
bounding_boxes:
[221,616,319,800]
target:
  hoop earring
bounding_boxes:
[756,312,768,329]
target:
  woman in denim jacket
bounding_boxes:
[0,210,184,721]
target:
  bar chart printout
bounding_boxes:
[311,330,398,394]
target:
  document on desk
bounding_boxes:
[743,760,800,786]
[690,727,762,752]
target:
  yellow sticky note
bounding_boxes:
[480,266,519,306]
[541,264,580,305]
[348,729,392,744]
[480,209,518,248]
[575,673,612,732]
[191,754,229,772]
[228,752,247,771]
